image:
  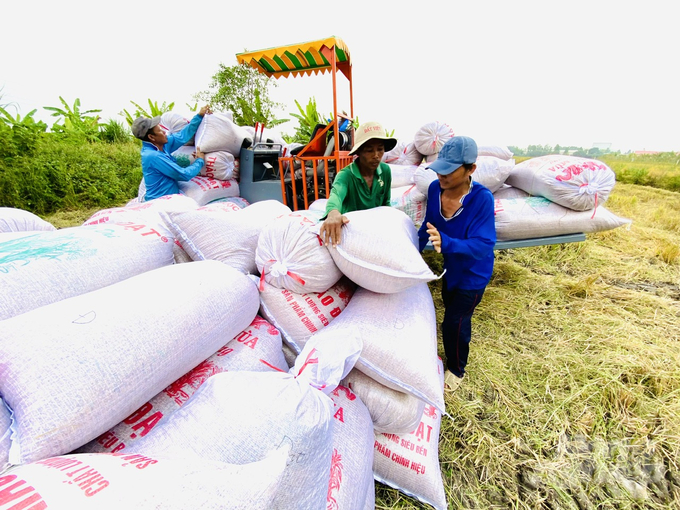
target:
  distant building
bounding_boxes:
[592,142,612,151]
[634,150,661,155]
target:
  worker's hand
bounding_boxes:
[198,105,212,117]
[232,166,240,181]
[194,147,206,160]
[426,222,441,253]
[320,209,349,248]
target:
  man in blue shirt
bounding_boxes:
[132,105,211,201]
[418,136,496,393]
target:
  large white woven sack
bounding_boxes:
[126,333,363,510]
[178,176,240,206]
[342,368,425,434]
[2,450,287,510]
[0,207,56,233]
[474,156,515,193]
[373,360,447,510]
[477,144,514,160]
[78,315,287,455]
[161,200,291,274]
[382,140,405,164]
[390,185,427,229]
[171,145,197,167]
[0,402,11,472]
[505,155,616,211]
[388,164,418,188]
[82,194,198,242]
[306,284,445,413]
[494,195,632,241]
[413,121,454,156]
[258,276,357,353]
[159,111,190,134]
[195,112,252,155]
[326,384,375,510]
[328,206,437,293]
[0,223,174,321]
[383,141,424,166]
[492,184,530,200]
[202,150,236,180]
[256,210,342,293]
[0,260,259,466]
[415,163,438,195]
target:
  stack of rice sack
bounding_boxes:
[135,111,251,206]
[495,155,631,240]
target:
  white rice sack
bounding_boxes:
[195,112,252,155]
[309,198,328,213]
[492,184,530,200]
[382,140,406,164]
[477,144,514,160]
[307,284,445,413]
[258,276,357,353]
[494,195,632,241]
[413,121,455,156]
[125,333,363,510]
[473,156,515,193]
[196,200,243,214]
[415,163,438,195]
[390,185,427,229]
[326,385,375,510]
[342,368,425,434]
[2,450,287,510]
[0,223,174,321]
[159,111,190,134]
[256,210,342,293]
[78,315,287,455]
[161,200,291,274]
[84,194,199,233]
[0,260,259,466]
[364,478,376,510]
[171,145,196,167]
[138,177,146,201]
[0,207,56,233]
[329,206,437,294]
[0,401,11,472]
[202,150,236,180]
[206,195,250,209]
[388,164,418,188]
[178,176,240,206]
[374,360,447,510]
[505,155,616,211]
[383,141,424,166]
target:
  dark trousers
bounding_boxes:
[441,285,486,378]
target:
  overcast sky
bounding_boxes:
[2,0,677,152]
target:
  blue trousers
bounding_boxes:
[441,285,486,378]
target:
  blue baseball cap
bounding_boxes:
[427,136,478,175]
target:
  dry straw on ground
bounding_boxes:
[375,183,679,509]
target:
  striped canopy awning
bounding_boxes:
[236,36,351,80]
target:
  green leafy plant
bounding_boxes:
[196,62,285,127]
[43,97,102,141]
[288,98,324,144]
[0,106,48,155]
[99,119,131,144]
[119,99,175,127]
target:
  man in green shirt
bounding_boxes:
[320,121,397,246]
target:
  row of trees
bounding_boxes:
[508,145,615,158]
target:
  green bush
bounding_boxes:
[0,133,141,214]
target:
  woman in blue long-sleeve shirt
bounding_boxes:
[418,136,496,393]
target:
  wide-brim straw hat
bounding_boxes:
[349,121,398,156]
